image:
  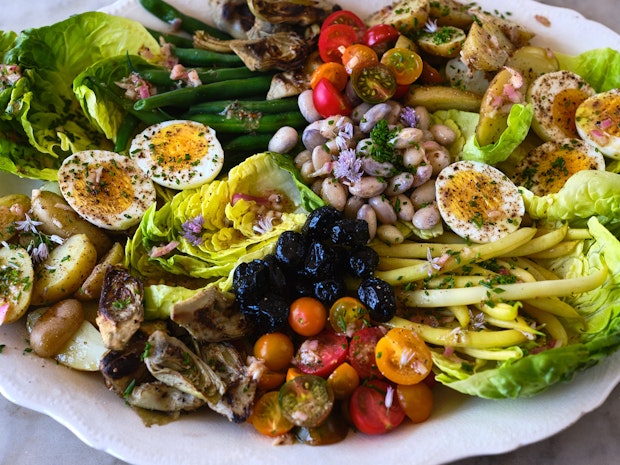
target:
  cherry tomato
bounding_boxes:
[310,62,349,91]
[295,330,349,378]
[340,43,379,74]
[351,63,397,104]
[363,24,400,54]
[321,10,366,40]
[286,366,303,382]
[279,374,335,427]
[374,327,433,385]
[249,390,294,437]
[289,296,328,337]
[329,296,370,337]
[392,83,411,99]
[396,382,434,423]
[380,47,424,85]
[312,78,352,118]
[327,361,360,399]
[318,23,358,63]
[258,370,287,391]
[349,379,405,435]
[295,411,349,445]
[348,326,387,380]
[253,332,294,371]
[419,60,445,85]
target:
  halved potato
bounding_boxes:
[0,194,31,242]
[0,246,34,325]
[75,242,125,301]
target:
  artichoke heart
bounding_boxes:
[229,31,311,71]
[144,330,226,403]
[247,0,335,26]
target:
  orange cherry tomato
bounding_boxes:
[310,62,349,91]
[286,366,304,382]
[288,296,328,337]
[340,43,379,74]
[258,370,287,391]
[329,296,370,337]
[253,332,294,372]
[249,390,294,437]
[374,327,433,385]
[380,47,424,85]
[327,362,360,399]
[396,382,434,423]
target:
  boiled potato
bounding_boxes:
[366,0,430,35]
[417,26,466,58]
[30,233,98,306]
[30,189,112,258]
[0,246,34,325]
[460,21,515,71]
[75,242,125,301]
[468,8,534,48]
[0,194,30,242]
[506,45,560,82]
[29,299,84,358]
[429,0,474,29]
[405,85,482,112]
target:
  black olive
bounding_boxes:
[347,246,379,279]
[239,293,290,334]
[263,255,290,298]
[302,206,343,239]
[313,278,347,307]
[232,259,270,303]
[329,218,370,247]
[357,277,396,322]
[303,241,339,281]
[275,230,308,269]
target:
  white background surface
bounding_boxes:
[0,1,619,465]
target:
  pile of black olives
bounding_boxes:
[233,206,397,334]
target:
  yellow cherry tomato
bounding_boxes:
[253,332,294,372]
[380,47,424,85]
[310,62,349,91]
[327,362,360,399]
[374,327,433,385]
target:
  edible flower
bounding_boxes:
[181,214,205,246]
[400,106,419,128]
[333,148,363,183]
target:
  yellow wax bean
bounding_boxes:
[507,223,568,257]
[484,315,542,336]
[509,257,561,281]
[475,301,520,321]
[457,346,524,361]
[523,297,583,319]
[527,241,579,259]
[522,305,569,347]
[447,305,470,327]
[371,241,466,259]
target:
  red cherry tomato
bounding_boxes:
[419,61,445,85]
[392,83,411,99]
[288,296,327,337]
[363,24,400,54]
[295,330,349,378]
[312,78,352,118]
[348,326,386,380]
[349,379,406,435]
[318,23,359,63]
[321,10,367,40]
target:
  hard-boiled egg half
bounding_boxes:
[58,150,156,231]
[435,160,525,243]
[512,138,605,196]
[527,70,595,141]
[575,88,620,159]
[130,120,224,190]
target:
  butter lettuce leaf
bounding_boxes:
[557,47,620,92]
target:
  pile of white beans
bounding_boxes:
[287,89,457,244]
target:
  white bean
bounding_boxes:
[302,122,326,150]
[412,203,442,230]
[361,156,395,177]
[348,177,387,198]
[424,141,451,175]
[412,163,434,187]
[386,172,414,195]
[430,124,456,145]
[300,160,317,183]
[320,178,347,211]
[391,194,415,221]
[359,103,393,133]
[402,146,426,168]
[410,179,437,209]
[368,195,397,224]
[352,102,373,123]
[344,195,365,220]
[356,138,374,157]
[376,224,405,244]
[357,204,377,241]
[414,105,431,130]
[391,127,424,149]
[298,89,322,123]
[312,145,333,173]
[294,149,311,170]
[319,116,353,139]
[268,126,298,153]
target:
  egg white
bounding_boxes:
[435,160,525,243]
[575,88,620,159]
[58,150,156,231]
[130,120,224,190]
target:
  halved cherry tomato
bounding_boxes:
[312,78,352,118]
[374,327,433,385]
[392,83,411,99]
[310,62,349,91]
[349,379,405,435]
[289,296,328,337]
[329,296,370,337]
[363,24,400,54]
[295,411,349,445]
[286,366,304,382]
[348,326,386,379]
[351,63,397,104]
[295,330,349,378]
[249,390,294,437]
[396,382,434,423]
[321,10,367,40]
[253,332,294,372]
[340,44,379,74]
[380,47,424,85]
[419,60,445,85]
[279,374,335,427]
[258,370,287,391]
[318,23,358,63]
[327,361,360,399]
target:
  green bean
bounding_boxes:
[141,67,257,87]
[146,27,194,48]
[221,134,274,171]
[188,111,306,133]
[139,0,231,40]
[186,97,300,115]
[173,47,244,67]
[133,76,273,111]
[114,113,140,153]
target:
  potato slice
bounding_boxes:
[0,246,34,325]
[404,85,482,112]
[366,0,430,35]
[31,233,98,306]
[75,242,125,301]
[0,194,31,242]
[460,21,515,72]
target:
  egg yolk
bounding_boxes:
[552,88,591,138]
[72,161,135,216]
[149,123,212,169]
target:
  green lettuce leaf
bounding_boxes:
[556,47,620,92]
[433,217,620,398]
[0,12,160,179]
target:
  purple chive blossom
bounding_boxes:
[400,106,419,128]
[424,19,438,33]
[335,121,354,151]
[14,214,43,234]
[425,247,442,277]
[332,148,363,183]
[181,214,205,246]
[30,242,49,264]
